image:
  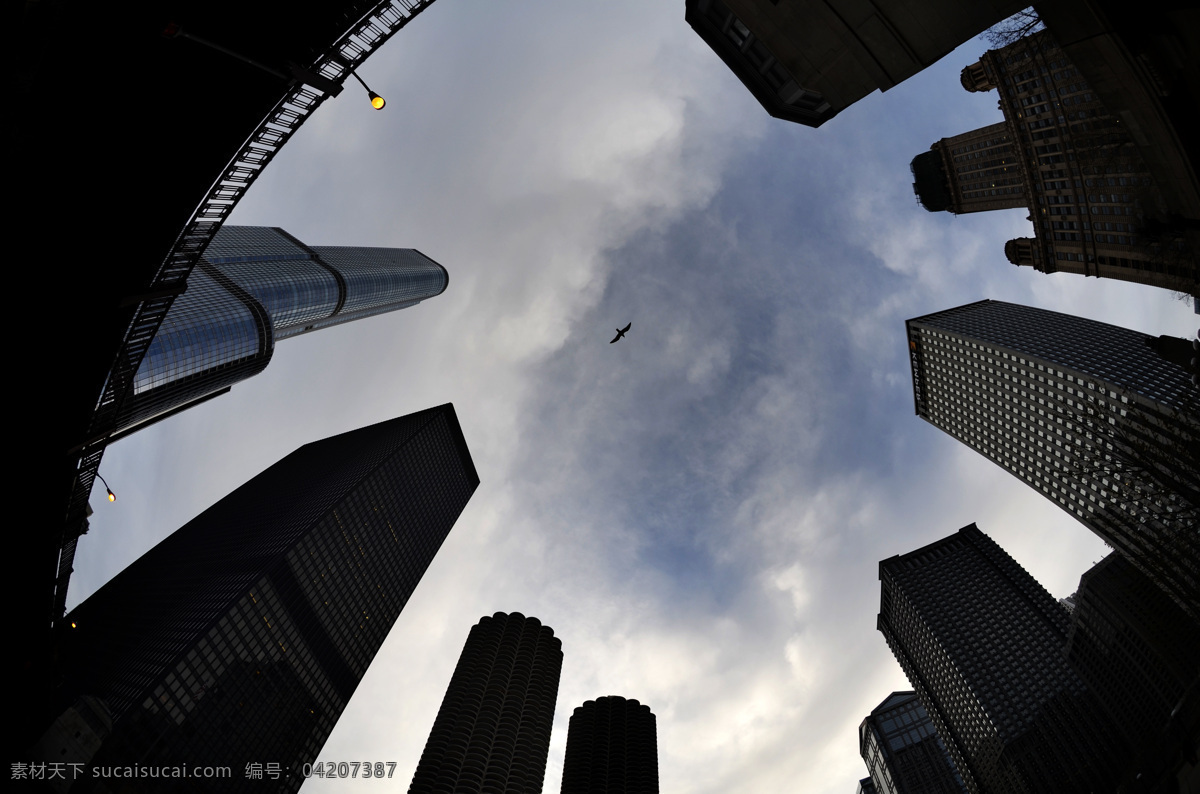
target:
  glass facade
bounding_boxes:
[858,692,965,794]
[906,300,1199,623]
[117,226,447,436]
[54,405,479,793]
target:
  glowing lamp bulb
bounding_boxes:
[369,92,385,110]
[107,489,116,502]
[70,622,77,629]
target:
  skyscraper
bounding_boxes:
[858,692,965,794]
[911,29,1199,299]
[877,523,1125,793]
[906,299,1199,621]
[560,696,659,794]
[684,0,1024,128]
[46,404,478,792]
[1065,553,1200,788]
[409,612,563,794]
[115,225,448,439]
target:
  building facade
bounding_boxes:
[856,778,878,794]
[409,612,563,794]
[877,524,1125,793]
[561,696,659,794]
[48,404,479,792]
[906,299,1199,621]
[858,691,965,794]
[1065,553,1200,788]
[685,0,1025,128]
[117,225,448,436]
[911,29,1199,299]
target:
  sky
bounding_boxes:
[73,2,1198,792]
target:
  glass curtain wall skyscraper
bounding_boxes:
[409,612,563,794]
[116,225,448,435]
[905,299,1199,622]
[858,692,965,794]
[47,404,478,793]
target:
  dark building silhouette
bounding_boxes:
[44,404,479,792]
[684,0,1025,128]
[1065,553,1200,789]
[409,612,563,794]
[878,523,1126,793]
[856,777,878,794]
[906,299,1199,622]
[911,29,1199,299]
[858,691,965,794]
[561,696,659,794]
[116,225,448,440]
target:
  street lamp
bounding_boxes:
[161,22,386,109]
[96,473,116,503]
[348,70,385,109]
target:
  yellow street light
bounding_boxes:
[350,70,385,110]
[96,473,116,503]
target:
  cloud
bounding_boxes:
[73,5,1197,794]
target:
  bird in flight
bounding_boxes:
[610,323,631,344]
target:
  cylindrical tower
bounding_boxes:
[409,612,563,794]
[560,696,658,794]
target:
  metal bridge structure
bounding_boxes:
[55,0,440,626]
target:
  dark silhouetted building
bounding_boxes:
[858,691,965,794]
[409,612,563,794]
[561,696,658,794]
[911,29,1199,299]
[856,777,878,794]
[1065,553,1200,789]
[116,225,448,439]
[878,523,1126,792]
[685,0,1025,128]
[906,299,1199,621]
[47,404,479,792]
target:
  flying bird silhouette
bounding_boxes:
[610,323,631,344]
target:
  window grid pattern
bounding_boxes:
[133,267,263,397]
[942,122,1024,210]
[1064,554,1200,767]
[907,301,1199,621]
[60,406,479,793]
[117,227,447,439]
[977,30,1197,293]
[859,692,966,794]
[309,246,446,320]
[878,525,1114,793]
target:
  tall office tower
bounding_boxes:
[906,299,1199,621]
[116,225,448,438]
[561,696,659,794]
[684,0,1024,128]
[409,612,563,794]
[1065,553,1200,787]
[856,778,878,794]
[858,692,965,794]
[877,524,1126,793]
[911,29,1199,299]
[46,404,478,792]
